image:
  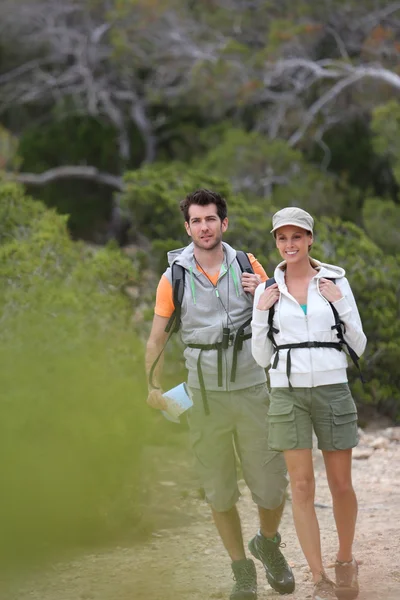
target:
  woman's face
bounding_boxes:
[275,225,313,263]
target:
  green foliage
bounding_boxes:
[200,128,345,216]
[0,310,146,564]
[17,115,129,239]
[0,125,21,171]
[0,183,151,565]
[1,0,400,427]
[371,100,400,186]
[0,180,48,243]
[362,197,400,255]
[121,163,232,268]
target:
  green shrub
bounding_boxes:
[0,183,151,565]
[121,163,232,270]
[362,197,400,255]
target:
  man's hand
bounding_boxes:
[241,272,262,296]
[147,387,168,411]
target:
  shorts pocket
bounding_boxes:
[331,403,359,450]
[267,402,297,451]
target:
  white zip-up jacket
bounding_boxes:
[251,259,367,388]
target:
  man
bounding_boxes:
[146,189,294,600]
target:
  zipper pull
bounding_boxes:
[215,289,220,298]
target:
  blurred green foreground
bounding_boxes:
[0,182,152,568]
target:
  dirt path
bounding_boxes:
[5,428,400,600]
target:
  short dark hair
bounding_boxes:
[179,189,228,222]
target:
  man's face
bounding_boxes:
[185,203,228,251]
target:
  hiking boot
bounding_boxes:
[230,558,257,600]
[313,573,337,600]
[335,558,359,600]
[248,531,295,595]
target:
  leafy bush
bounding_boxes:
[121,163,232,270]
[0,183,150,565]
[199,128,346,216]
[362,197,400,255]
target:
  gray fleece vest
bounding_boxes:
[164,242,266,392]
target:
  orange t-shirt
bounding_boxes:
[155,253,268,318]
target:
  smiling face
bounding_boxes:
[275,225,313,263]
[184,203,228,251]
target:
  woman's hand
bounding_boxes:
[256,283,280,311]
[319,278,343,302]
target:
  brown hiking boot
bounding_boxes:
[313,573,336,600]
[335,558,359,599]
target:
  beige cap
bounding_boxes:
[271,207,314,235]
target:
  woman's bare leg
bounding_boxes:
[322,449,357,562]
[284,449,324,582]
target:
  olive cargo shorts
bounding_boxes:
[187,383,288,512]
[268,383,359,452]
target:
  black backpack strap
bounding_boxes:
[168,252,254,332]
[148,325,178,389]
[235,250,254,274]
[165,263,185,333]
[329,301,364,381]
[228,251,256,382]
[230,316,252,383]
[149,263,185,389]
[264,277,279,348]
[265,277,276,288]
[324,278,363,378]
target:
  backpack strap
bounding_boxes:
[266,276,364,387]
[166,251,254,334]
[264,277,279,348]
[149,264,185,388]
[235,250,254,274]
[165,263,185,333]
[153,250,258,410]
[328,297,364,381]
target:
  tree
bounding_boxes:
[199,127,346,216]
[2,0,400,247]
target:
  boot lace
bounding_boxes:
[259,540,288,572]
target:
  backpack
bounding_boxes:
[264,277,363,385]
[165,250,254,334]
[149,251,254,393]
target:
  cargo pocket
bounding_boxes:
[267,402,297,451]
[331,403,359,450]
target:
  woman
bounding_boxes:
[251,207,366,600]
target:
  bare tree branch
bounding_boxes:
[361,2,400,28]
[264,60,400,147]
[288,71,363,147]
[7,166,124,192]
